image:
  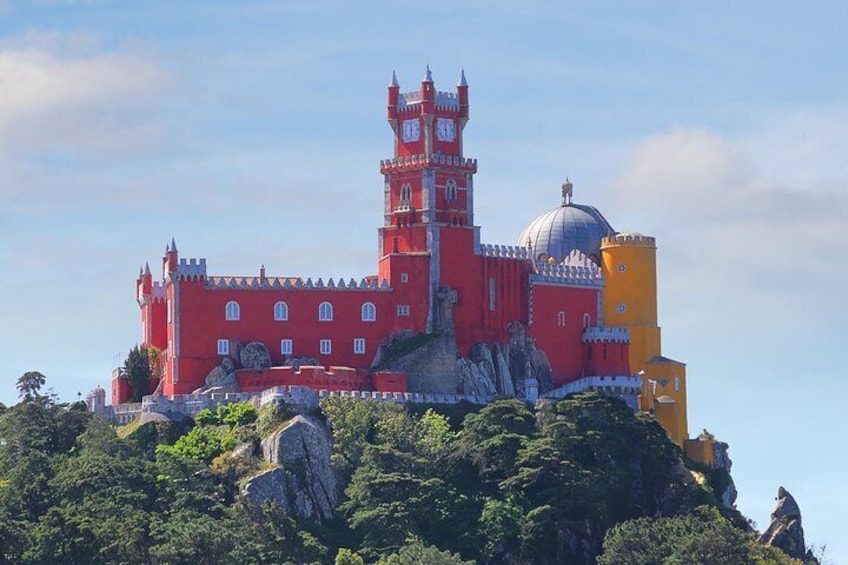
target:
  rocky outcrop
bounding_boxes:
[505,322,554,396]
[240,341,272,370]
[711,438,738,509]
[759,487,817,563]
[372,331,458,394]
[242,415,337,522]
[193,362,239,394]
[283,355,321,370]
[457,343,517,397]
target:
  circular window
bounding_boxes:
[616,304,627,314]
[617,263,627,272]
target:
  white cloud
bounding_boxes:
[0,37,170,162]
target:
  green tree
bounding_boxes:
[217,402,258,428]
[123,345,152,402]
[15,371,46,403]
[335,547,366,565]
[156,426,237,465]
[378,538,475,565]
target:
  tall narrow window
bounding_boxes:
[400,183,412,201]
[273,301,289,321]
[361,302,376,322]
[674,376,680,392]
[583,313,591,328]
[225,301,240,321]
[217,339,229,355]
[353,338,366,354]
[320,339,332,355]
[489,277,496,311]
[318,302,334,321]
[445,178,458,200]
[280,339,293,355]
[557,311,566,327]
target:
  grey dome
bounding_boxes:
[517,203,615,262]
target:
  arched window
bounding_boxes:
[400,183,412,201]
[273,301,289,321]
[445,178,458,200]
[583,313,591,328]
[225,301,240,321]
[361,302,376,322]
[318,301,334,321]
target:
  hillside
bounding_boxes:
[0,378,816,564]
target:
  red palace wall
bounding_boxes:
[584,340,630,376]
[529,283,600,386]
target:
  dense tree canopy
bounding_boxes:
[0,376,809,565]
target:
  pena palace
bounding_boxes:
[111,67,696,451]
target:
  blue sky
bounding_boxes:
[1,0,846,560]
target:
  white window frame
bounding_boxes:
[583,313,591,328]
[280,339,293,355]
[217,339,229,355]
[361,302,377,322]
[397,305,410,317]
[225,301,240,321]
[274,301,289,321]
[320,339,332,355]
[445,178,458,200]
[353,338,366,355]
[318,301,334,321]
[400,272,409,283]
[557,311,566,327]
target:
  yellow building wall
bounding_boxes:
[600,235,662,373]
[641,359,688,445]
[684,437,714,467]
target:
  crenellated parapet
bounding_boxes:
[582,326,630,343]
[380,153,477,173]
[205,275,391,291]
[543,375,641,409]
[396,90,460,112]
[175,258,207,281]
[478,243,531,260]
[601,232,656,249]
[530,260,603,287]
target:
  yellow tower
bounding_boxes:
[600,233,689,446]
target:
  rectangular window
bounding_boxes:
[397,305,410,317]
[217,339,229,355]
[280,339,293,355]
[353,338,366,354]
[400,272,409,283]
[320,339,332,355]
[557,311,566,327]
[489,277,496,311]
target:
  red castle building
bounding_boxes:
[121,68,691,442]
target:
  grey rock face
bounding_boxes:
[456,357,497,397]
[373,332,458,394]
[243,415,337,522]
[712,439,738,509]
[220,356,236,373]
[283,356,321,370]
[240,341,272,370]
[759,487,810,562]
[205,366,228,386]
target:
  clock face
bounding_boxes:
[402,119,420,142]
[437,118,455,141]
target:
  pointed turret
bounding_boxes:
[458,68,469,120]
[170,237,178,253]
[144,262,151,276]
[388,70,400,121]
[423,64,433,83]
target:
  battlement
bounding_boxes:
[601,232,656,249]
[530,260,603,287]
[561,248,599,268]
[151,282,166,300]
[397,90,460,111]
[479,243,531,260]
[380,153,477,173]
[543,375,641,409]
[582,326,630,343]
[176,258,207,280]
[205,275,391,291]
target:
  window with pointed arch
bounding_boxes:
[225,301,240,321]
[273,301,289,321]
[445,178,458,201]
[400,183,412,201]
[318,301,334,322]
[361,302,376,322]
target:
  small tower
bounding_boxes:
[86,385,106,414]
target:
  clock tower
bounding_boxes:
[379,67,480,333]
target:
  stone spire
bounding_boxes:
[170,237,178,253]
[390,70,399,88]
[458,68,468,87]
[423,64,433,82]
[144,262,151,276]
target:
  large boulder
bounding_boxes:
[242,415,337,522]
[240,341,272,370]
[456,357,496,397]
[759,487,816,562]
